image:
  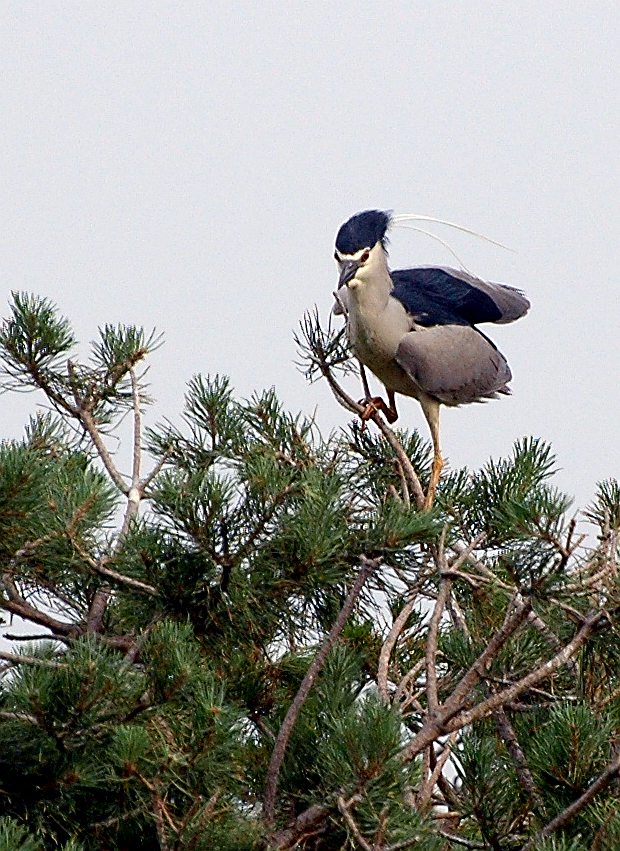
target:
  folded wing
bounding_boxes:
[391,267,530,326]
[395,324,512,405]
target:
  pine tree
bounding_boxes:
[0,293,619,851]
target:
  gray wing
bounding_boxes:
[435,266,530,324]
[395,324,512,405]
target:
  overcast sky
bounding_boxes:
[2,1,619,511]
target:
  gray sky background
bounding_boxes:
[2,1,619,511]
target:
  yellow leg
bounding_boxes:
[421,398,443,510]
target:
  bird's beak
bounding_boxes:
[338,260,360,288]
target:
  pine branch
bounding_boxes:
[521,749,620,850]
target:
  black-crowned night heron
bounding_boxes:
[333,209,530,508]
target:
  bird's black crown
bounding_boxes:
[335,209,391,255]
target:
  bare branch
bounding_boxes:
[68,532,158,596]
[493,707,543,807]
[141,447,171,493]
[426,571,451,714]
[84,589,110,633]
[270,804,329,850]
[79,409,129,494]
[1,576,77,637]
[394,457,410,508]
[438,832,489,849]
[92,563,157,596]
[130,367,142,486]
[0,710,39,724]
[374,418,425,511]
[445,610,603,732]
[306,333,426,509]
[378,596,417,703]
[264,555,381,827]
[417,731,458,810]
[393,658,426,707]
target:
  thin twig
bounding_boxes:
[336,796,372,851]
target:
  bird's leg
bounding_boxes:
[356,364,399,426]
[421,398,443,510]
[359,361,372,401]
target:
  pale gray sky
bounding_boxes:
[2,1,619,509]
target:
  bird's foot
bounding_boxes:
[358,396,398,427]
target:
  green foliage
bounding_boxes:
[0,817,42,851]
[536,839,589,851]
[586,478,620,532]
[0,818,83,851]
[528,704,614,809]
[2,295,620,850]
[455,731,521,843]
[0,292,76,378]
[464,438,570,544]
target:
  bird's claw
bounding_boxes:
[357,396,398,429]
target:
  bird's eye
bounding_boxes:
[360,249,370,262]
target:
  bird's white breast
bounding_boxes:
[346,285,416,394]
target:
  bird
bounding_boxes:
[332,209,530,509]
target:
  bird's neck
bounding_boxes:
[347,267,393,316]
